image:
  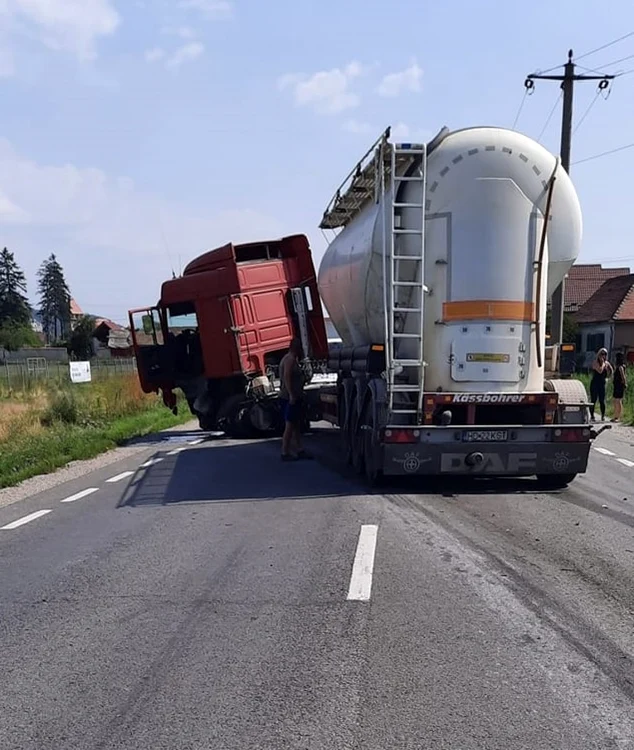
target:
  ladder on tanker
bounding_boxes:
[383,141,428,423]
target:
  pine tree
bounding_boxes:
[37,253,71,345]
[0,247,31,326]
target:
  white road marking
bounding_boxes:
[1,509,52,530]
[61,488,99,504]
[140,458,164,468]
[594,447,616,456]
[167,446,188,455]
[347,524,379,602]
[188,438,205,445]
[616,458,634,468]
[106,471,134,483]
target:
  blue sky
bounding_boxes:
[1,0,634,324]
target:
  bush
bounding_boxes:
[40,390,81,426]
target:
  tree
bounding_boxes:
[0,247,31,327]
[0,322,41,352]
[37,253,71,345]
[67,315,96,360]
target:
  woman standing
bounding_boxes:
[589,347,613,422]
[612,352,628,422]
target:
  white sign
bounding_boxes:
[70,361,92,384]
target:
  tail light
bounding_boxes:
[552,427,591,442]
[383,429,420,444]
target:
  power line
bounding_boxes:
[574,31,634,62]
[591,52,634,70]
[512,84,532,128]
[572,141,634,165]
[537,92,562,141]
[572,89,601,134]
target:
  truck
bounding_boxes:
[315,124,609,487]
[128,234,329,438]
[129,123,609,487]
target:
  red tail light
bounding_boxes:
[552,427,591,442]
[383,429,420,444]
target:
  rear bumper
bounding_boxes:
[382,429,592,477]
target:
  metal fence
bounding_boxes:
[1,357,137,391]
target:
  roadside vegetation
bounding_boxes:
[0,372,190,489]
[575,366,634,425]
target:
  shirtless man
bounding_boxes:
[278,337,311,461]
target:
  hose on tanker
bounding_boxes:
[534,156,561,370]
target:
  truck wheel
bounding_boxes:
[362,404,384,487]
[198,414,214,431]
[536,473,577,490]
[351,401,365,475]
[339,397,353,466]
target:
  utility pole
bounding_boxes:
[526,50,613,345]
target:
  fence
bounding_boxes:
[1,357,137,391]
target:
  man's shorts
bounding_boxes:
[280,398,303,424]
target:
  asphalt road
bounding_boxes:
[2,422,634,749]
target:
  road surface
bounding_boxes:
[1,422,634,749]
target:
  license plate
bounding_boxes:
[462,430,508,442]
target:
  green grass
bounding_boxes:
[574,366,634,425]
[0,374,192,489]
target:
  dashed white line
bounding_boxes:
[1,509,52,530]
[616,458,634,468]
[167,446,189,455]
[347,524,379,602]
[188,438,205,445]
[106,471,134,484]
[140,458,164,468]
[594,447,616,456]
[61,488,99,504]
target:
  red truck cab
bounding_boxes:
[129,234,328,435]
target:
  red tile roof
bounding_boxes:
[70,298,83,316]
[564,264,631,311]
[575,274,634,323]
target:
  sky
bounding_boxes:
[1,0,634,325]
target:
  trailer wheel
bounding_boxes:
[339,394,353,466]
[535,473,577,490]
[361,403,384,487]
[350,401,365,475]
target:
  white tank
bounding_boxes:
[318,126,582,393]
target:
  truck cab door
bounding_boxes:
[128,307,174,392]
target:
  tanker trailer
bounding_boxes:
[316,125,610,486]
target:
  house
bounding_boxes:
[574,273,634,364]
[92,318,133,358]
[562,263,631,313]
[70,298,83,329]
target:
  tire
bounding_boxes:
[350,401,365,475]
[362,402,384,487]
[536,473,577,490]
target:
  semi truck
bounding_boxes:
[129,123,609,486]
[128,234,329,437]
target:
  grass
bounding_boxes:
[574,366,634,425]
[0,373,192,489]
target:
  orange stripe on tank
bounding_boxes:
[442,300,534,322]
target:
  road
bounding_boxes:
[1,422,634,749]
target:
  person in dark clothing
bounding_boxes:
[589,347,613,422]
[612,351,628,422]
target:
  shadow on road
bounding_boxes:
[117,437,354,508]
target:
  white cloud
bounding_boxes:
[377,60,423,97]
[342,119,373,135]
[0,138,286,318]
[278,61,366,116]
[145,47,165,63]
[0,0,120,63]
[165,41,205,69]
[178,0,233,19]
